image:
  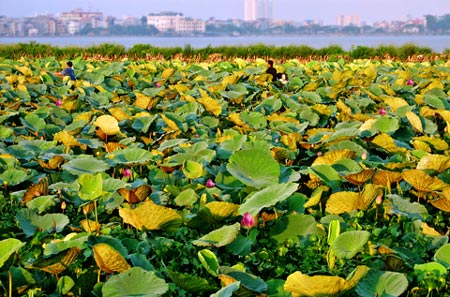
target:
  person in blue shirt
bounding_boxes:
[56,61,76,80]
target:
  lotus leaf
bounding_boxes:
[326,184,381,215]
[210,282,240,297]
[119,200,182,231]
[0,238,25,268]
[226,149,280,189]
[0,167,28,186]
[219,266,267,293]
[386,195,428,220]
[106,147,153,165]
[102,267,168,297]
[355,270,408,297]
[31,247,81,275]
[434,244,450,268]
[174,188,199,207]
[62,156,110,175]
[331,230,370,259]
[205,201,240,218]
[309,165,342,191]
[93,243,130,274]
[284,265,369,297]
[182,160,204,179]
[402,169,450,193]
[192,223,240,247]
[94,115,121,136]
[78,173,103,201]
[198,249,220,277]
[270,214,326,245]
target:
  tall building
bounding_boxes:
[337,15,361,27]
[244,0,273,21]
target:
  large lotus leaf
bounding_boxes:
[6,144,36,161]
[157,138,188,151]
[355,270,408,297]
[174,188,199,208]
[434,244,450,268]
[43,233,89,256]
[198,249,220,277]
[119,200,182,231]
[217,134,247,159]
[239,183,298,216]
[386,195,428,220]
[78,173,103,201]
[0,167,28,186]
[310,165,342,191]
[94,115,121,135]
[182,160,203,179]
[414,262,447,279]
[226,149,280,189]
[219,266,267,293]
[402,169,450,193]
[239,111,267,129]
[16,209,69,236]
[423,92,446,109]
[210,282,240,297]
[331,158,362,175]
[270,214,326,245]
[102,267,168,297]
[21,113,46,133]
[167,269,215,293]
[198,96,222,117]
[0,238,25,268]
[160,112,187,132]
[93,243,130,274]
[25,195,58,214]
[106,147,153,165]
[206,202,240,219]
[192,223,240,247]
[285,266,369,297]
[417,154,450,173]
[166,142,216,166]
[31,247,81,275]
[331,230,370,259]
[326,127,361,143]
[62,156,110,175]
[372,116,400,134]
[132,116,156,133]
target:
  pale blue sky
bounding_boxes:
[1,0,448,24]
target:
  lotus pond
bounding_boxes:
[1,56,450,296]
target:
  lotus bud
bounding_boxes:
[317,151,323,156]
[205,178,215,188]
[376,195,383,205]
[407,79,414,86]
[155,82,161,88]
[123,168,132,178]
[361,152,368,160]
[379,108,386,115]
[61,201,67,211]
[241,212,255,229]
[56,99,62,107]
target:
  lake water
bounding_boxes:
[0,35,449,53]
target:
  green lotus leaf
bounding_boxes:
[299,91,322,103]
[255,97,283,114]
[183,160,203,179]
[167,269,215,293]
[17,209,70,236]
[216,133,247,159]
[62,156,110,175]
[131,116,156,133]
[21,113,46,133]
[198,249,220,277]
[227,149,280,189]
[6,144,36,161]
[106,147,154,165]
[239,183,298,216]
[102,178,128,192]
[78,173,103,201]
[219,266,267,294]
[210,282,240,297]
[192,223,240,247]
[329,140,366,157]
[166,142,216,166]
[434,244,450,268]
[310,164,342,191]
[157,138,188,151]
[57,275,75,295]
[175,188,199,208]
[0,126,13,139]
[43,233,89,256]
[0,238,25,268]
[414,262,447,278]
[386,195,428,220]
[0,167,28,186]
[25,195,58,214]
[239,111,267,129]
[423,91,446,109]
[270,214,326,245]
[332,158,362,175]
[356,270,408,297]
[373,116,400,134]
[330,230,370,259]
[102,267,168,297]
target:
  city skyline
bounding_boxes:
[1,0,449,25]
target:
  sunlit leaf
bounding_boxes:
[94,115,121,136]
[192,223,240,247]
[93,243,130,274]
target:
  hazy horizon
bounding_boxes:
[1,0,449,25]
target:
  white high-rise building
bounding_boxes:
[244,0,273,21]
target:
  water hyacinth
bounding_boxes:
[205,178,215,188]
[241,212,255,229]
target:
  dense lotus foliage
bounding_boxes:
[1,55,450,296]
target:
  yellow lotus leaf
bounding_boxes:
[302,81,318,91]
[93,243,130,274]
[430,188,450,212]
[198,96,222,116]
[284,265,369,297]
[109,107,130,122]
[372,170,403,187]
[80,219,101,233]
[371,133,407,153]
[383,97,408,112]
[359,119,376,131]
[221,74,239,87]
[218,274,238,287]
[94,115,121,136]
[412,136,448,152]
[305,128,334,138]
[38,155,65,170]
[420,222,443,237]
[424,80,444,92]
[343,169,375,186]
[405,111,423,133]
[336,100,352,115]
[133,111,151,118]
[134,93,151,109]
[312,149,356,166]
[205,201,240,218]
[304,187,323,208]
[161,68,175,79]
[437,110,450,122]
[352,113,372,122]
[15,66,33,76]
[73,112,92,123]
[54,130,86,149]
[119,200,182,231]
[402,169,450,193]
[326,184,381,215]
[311,104,332,117]
[32,247,81,275]
[267,113,299,123]
[272,147,293,165]
[160,114,180,131]
[105,142,126,153]
[228,112,246,126]
[417,154,450,173]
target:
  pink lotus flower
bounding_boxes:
[205,178,215,188]
[407,79,414,86]
[241,212,255,229]
[379,108,386,115]
[56,99,62,107]
[155,82,161,88]
[123,168,132,178]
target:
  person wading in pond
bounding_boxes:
[266,60,277,81]
[56,61,77,80]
